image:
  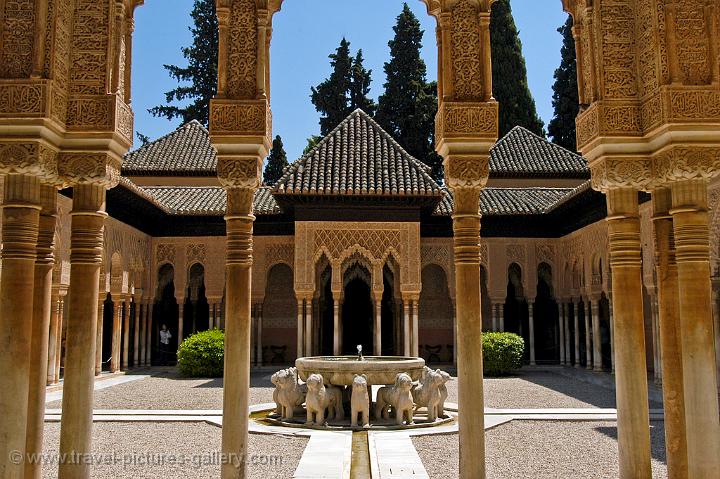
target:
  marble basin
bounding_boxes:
[295,356,425,386]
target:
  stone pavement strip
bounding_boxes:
[370,432,429,479]
[293,431,352,479]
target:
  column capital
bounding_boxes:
[58,151,121,189]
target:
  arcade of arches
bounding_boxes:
[0,1,720,479]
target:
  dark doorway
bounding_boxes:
[504,263,528,345]
[153,264,178,365]
[342,277,373,355]
[535,263,559,363]
[381,265,396,355]
[319,264,334,356]
[101,293,113,371]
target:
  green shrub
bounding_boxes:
[482,332,525,376]
[177,329,225,377]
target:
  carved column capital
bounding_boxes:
[0,142,59,183]
[58,152,121,189]
[590,157,654,193]
[444,156,490,190]
[217,156,262,190]
[653,146,720,184]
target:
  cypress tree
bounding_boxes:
[149,0,218,127]
[311,39,376,136]
[490,0,545,138]
[264,135,288,186]
[548,16,579,152]
[311,38,354,136]
[350,50,377,116]
[376,3,442,181]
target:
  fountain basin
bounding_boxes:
[296,356,425,386]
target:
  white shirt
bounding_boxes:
[160,330,172,345]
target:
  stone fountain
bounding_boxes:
[265,345,454,430]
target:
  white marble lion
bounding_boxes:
[305,373,344,425]
[412,367,450,421]
[271,367,306,420]
[350,374,370,428]
[374,372,415,425]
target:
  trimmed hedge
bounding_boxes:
[177,329,225,378]
[483,332,525,376]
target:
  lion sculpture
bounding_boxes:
[271,367,307,420]
[374,372,415,425]
[305,373,344,425]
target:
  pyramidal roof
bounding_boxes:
[490,126,589,178]
[123,120,217,176]
[274,109,443,197]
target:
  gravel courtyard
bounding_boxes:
[40,367,668,478]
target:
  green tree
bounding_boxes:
[350,50,377,116]
[376,3,442,180]
[149,0,218,126]
[548,16,579,152]
[311,38,376,135]
[264,135,289,186]
[303,135,322,155]
[490,0,545,138]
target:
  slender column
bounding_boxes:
[649,292,662,382]
[333,297,341,355]
[564,302,571,365]
[297,298,304,358]
[305,296,314,356]
[449,187,487,478]
[403,299,411,356]
[591,299,602,371]
[374,294,382,356]
[653,187,688,478]
[209,302,216,329]
[256,304,263,366]
[491,303,498,331]
[412,299,419,357]
[58,183,109,478]
[145,303,153,365]
[584,299,592,369]
[133,301,141,367]
[498,305,505,332]
[122,297,131,369]
[609,299,615,373]
[712,279,720,385]
[669,179,720,476]
[528,300,536,365]
[138,301,145,366]
[220,187,255,478]
[26,184,58,479]
[0,174,41,478]
[606,188,651,478]
[559,302,566,365]
[54,296,64,383]
[111,302,122,373]
[177,298,185,344]
[573,301,580,368]
[47,291,61,385]
[95,297,104,375]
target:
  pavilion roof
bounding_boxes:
[433,186,581,217]
[273,109,443,198]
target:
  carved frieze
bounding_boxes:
[209,99,270,136]
[217,157,262,189]
[590,157,653,192]
[58,152,120,188]
[444,155,490,190]
[0,0,36,78]
[0,142,58,180]
[187,243,207,266]
[435,102,497,142]
[226,0,258,99]
[451,0,483,101]
[654,147,720,183]
[157,243,176,265]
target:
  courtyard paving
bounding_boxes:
[39,367,669,478]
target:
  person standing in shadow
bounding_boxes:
[159,324,172,365]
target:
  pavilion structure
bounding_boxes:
[0,1,719,479]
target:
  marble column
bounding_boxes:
[305,297,313,356]
[606,188,651,478]
[573,300,580,368]
[563,302,571,366]
[0,174,41,478]
[591,299,602,371]
[138,301,146,366]
[559,302,566,365]
[256,304,263,366]
[403,299,411,356]
[412,299,419,357]
[712,279,720,386]
[209,302,216,329]
[653,187,688,477]
[498,304,505,332]
[25,184,58,479]
[54,295,64,383]
[177,297,185,344]
[297,298,304,358]
[374,294,383,356]
[58,183,110,478]
[491,303,498,331]
[584,299,592,370]
[111,299,122,373]
[95,297,104,375]
[333,297,341,355]
[669,179,720,476]
[528,300,536,365]
[609,299,615,373]
[47,290,61,385]
[122,296,131,369]
[133,301,141,367]
[145,303,153,366]
[219,186,256,479]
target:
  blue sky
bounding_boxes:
[132,0,569,161]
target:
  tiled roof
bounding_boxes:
[490,126,589,178]
[123,120,217,176]
[274,109,442,197]
[121,183,281,216]
[434,187,577,216]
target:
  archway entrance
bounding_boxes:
[342,264,373,355]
